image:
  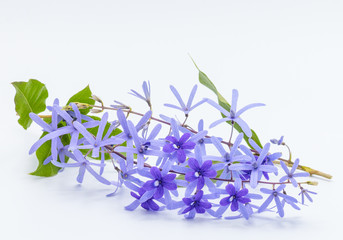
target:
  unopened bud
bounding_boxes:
[91,95,103,105]
[90,108,103,113]
[306,181,318,186]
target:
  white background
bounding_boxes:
[0,0,342,239]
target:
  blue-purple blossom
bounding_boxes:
[205,89,265,138]
[139,167,177,206]
[184,146,217,195]
[258,185,298,217]
[213,182,251,219]
[248,138,282,180]
[299,187,317,205]
[129,81,151,107]
[219,184,251,210]
[179,119,211,155]
[116,109,151,169]
[52,149,111,185]
[279,159,310,187]
[270,136,284,145]
[181,190,212,219]
[205,133,250,186]
[164,85,206,116]
[29,98,65,164]
[57,103,100,151]
[74,112,124,158]
[163,133,196,164]
[230,143,278,188]
[116,121,164,169]
[125,187,162,212]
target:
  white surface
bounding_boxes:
[0,1,342,239]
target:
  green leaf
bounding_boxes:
[67,85,95,115]
[194,61,263,149]
[30,124,71,177]
[12,79,49,129]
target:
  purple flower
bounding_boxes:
[125,187,161,212]
[270,136,284,145]
[116,121,165,169]
[179,119,211,155]
[129,81,151,107]
[205,89,265,137]
[56,103,100,150]
[213,182,251,219]
[142,167,177,200]
[116,109,151,169]
[184,146,217,195]
[163,131,196,164]
[52,149,111,185]
[181,190,212,218]
[279,159,310,187]
[205,133,250,186]
[299,187,317,205]
[230,143,278,188]
[219,184,251,210]
[258,185,298,217]
[74,112,124,158]
[248,138,282,180]
[164,85,206,116]
[29,98,65,164]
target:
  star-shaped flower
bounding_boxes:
[205,89,265,138]
[258,185,297,217]
[229,143,278,188]
[279,159,310,187]
[164,85,206,116]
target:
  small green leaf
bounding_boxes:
[67,85,95,114]
[12,79,49,129]
[194,62,263,148]
[30,126,71,177]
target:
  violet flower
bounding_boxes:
[29,98,65,164]
[258,185,298,217]
[181,190,212,219]
[163,118,196,164]
[116,121,164,169]
[204,133,250,186]
[279,159,310,187]
[52,149,111,185]
[299,187,317,205]
[125,187,162,212]
[229,143,278,188]
[116,109,151,169]
[248,138,282,180]
[184,146,217,195]
[205,89,265,138]
[129,81,151,108]
[141,167,177,204]
[213,182,251,219]
[164,84,206,116]
[179,119,211,155]
[270,136,284,145]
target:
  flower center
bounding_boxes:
[252,162,259,169]
[194,172,200,178]
[224,152,230,162]
[173,143,180,149]
[154,180,160,187]
[198,139,204,144]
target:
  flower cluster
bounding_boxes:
[24,79,323,221]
